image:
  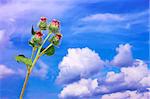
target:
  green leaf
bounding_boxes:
[31,26,36,35]
[15,55,32,66]
[45,45,55,56]
[41,45,55,56]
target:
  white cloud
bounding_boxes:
[101,90,150,99]
[97,59,150,94]
[17,60,50,79]
[105,71,123,83]
[81,13,124,22]
[58,45,150,98]
[59,78,98,99]
[0,60,49,79]
[139,76,150,87]
[59,59,149,98]
[0,30,13,50]
[0,0,72,20]
[0,0,74,48]
[0,64,15,79]
[73,10,148,34]
[32,60,49,79]
[56,48,104,84]
[120,60,149,85]
[111,44,133,67]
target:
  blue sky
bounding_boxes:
[0,0,149,99]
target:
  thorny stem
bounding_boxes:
[19,32,52,99]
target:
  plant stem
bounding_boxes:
[20,70,30,99]
[19,32,52,99]
[31,47,36,60]
[29,32,52,73]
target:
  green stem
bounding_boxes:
[19,32,52,99]
[29,32,52,73]
[31,47,36,60]
[20,70,30,99]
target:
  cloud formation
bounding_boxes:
[111,43,133,67]
[33,60,49,79]
[58,44,150,98]
[0,30,12,49]
[101,90,150,99]
[0,0,74,49]
[59,78,98,99]
[0,60,50,79]
[73,10,148,34]
[0,64,15,79]
[97,59,150,94]
[56,48,104,84]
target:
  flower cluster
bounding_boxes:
[29,17,62,47]
[16,17,63,99]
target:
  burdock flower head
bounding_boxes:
[55,33,62,40]
[29,31,43,47]
[35,31,43,38]
[40,17,47,22]
[38,16,47,30]
[49,33,62,46]
[48,19,60,33]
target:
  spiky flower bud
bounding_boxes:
[38,17,47,30]
[48,19,60,33]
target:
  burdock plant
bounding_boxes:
[15,17,62,99]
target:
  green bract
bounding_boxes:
[29,27,43,47]
[48,24,59,33]
[38,22,47,30]
[49,36,60,46]
[31,26,36,35]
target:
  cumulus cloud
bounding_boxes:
[58,57,150,98]
[111,43,133,67]
[101,90,150,99]
[97,59,150,94]
[0,64,15,79]
[58,44,150,98]
[139,76,150,87]
[56,48,104,84]
[59,78,98,99]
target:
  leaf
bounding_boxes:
[15,55,32,66]
[45,45,55,56]
[41,45,55,56]
[31,26,36,35]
